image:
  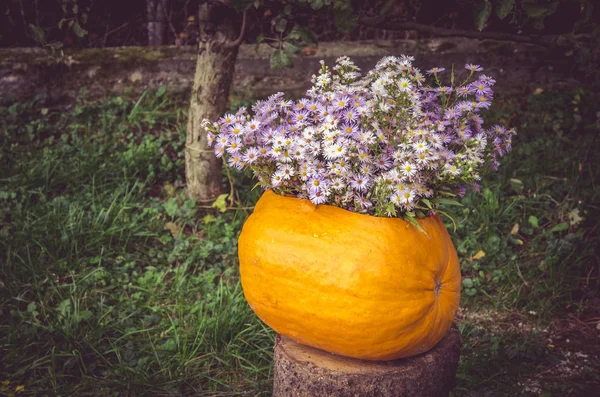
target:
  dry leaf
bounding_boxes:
[471,250,486,260]
[568,209,583,226]
[300,47,318,56]
[510,223,519,235]
[165,222,181,239]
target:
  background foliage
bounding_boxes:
[0,85,598,395]
[1,0,597,48]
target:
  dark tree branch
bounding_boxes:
[225,10,247,48]
[358,15,564,48]
[161,0,179,42]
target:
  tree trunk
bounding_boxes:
[146,0,166,46]
[185,3,239,202]
[273,325,462,397]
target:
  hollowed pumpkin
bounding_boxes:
[238,190,461,361]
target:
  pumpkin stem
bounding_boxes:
[434,279,442,297]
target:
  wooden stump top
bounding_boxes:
[273,324,461,397]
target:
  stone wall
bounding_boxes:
[0,39,584,105]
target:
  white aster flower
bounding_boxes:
[412,140,430,153]
[400,162,417,177]
[324,143,346,160]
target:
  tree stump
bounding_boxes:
[273,324,461,397]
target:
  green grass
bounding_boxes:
[0,87,598,396]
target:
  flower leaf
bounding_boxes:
[474,1,492,31]
[275,18,288,33]
[288,25,318,45]
[528,215,539,228]
[550,222,569,233]
[421,198,433,209]
[436,209,458,232]
[495,0,514,20]
[270,50,293,70]
[433,197,463,206]
[333,4,358,33]
[523,0,558,18]
[229,0,254,12]
[283,42,301,55]
[211,194,229,213]
[404,213,429,237]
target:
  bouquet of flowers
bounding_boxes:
[203,55,515,225]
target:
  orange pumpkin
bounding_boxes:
[238,190,461,361]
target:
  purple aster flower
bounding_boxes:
[437,86,453,95]
[455,185,467,197]
[207,132,215,146]
[465,64,483,72]
[214,145,225,158]
[246,118,261,133]
[317,103,332,119]
[333,95,350,110]
[277,164,295,179]
[220,113,235,125]
[309,189,329,205]
[229,123,244,137]
[278,149,294,163]
[356,148,373,163]
[296,98,310,111]
[456,101,474,114]
[227,153,243,169]
[271,172,285,187]
[375,155,393,171]
[242,147,260,164]
[292,109,310,125]
[456,86,470,97]
[342,107,359,123]
[330,177,345,191]
[306,101,320,113]
[349,173,371,192]
[251,99,266,115]
[476,95,491,109]
[307,176,326,191]
[470,114,484,126]
[471,81,492,96]
[278,99,293,110]
[334,159,350,175]
[226,137,242,154]
[290,144,306,161]
[257,146,269,158]
[444,108,459,119]
[341,123,357,137]
[456,125,472,140]
[355,195,373,210]
[479,75,496,85]
[426,67,445,75]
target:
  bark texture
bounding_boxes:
[185,3,239,202]
[146,0,166,46]
[273,325,461,397]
